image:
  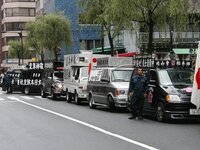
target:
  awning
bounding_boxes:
[173,48,197,54]
[115,52,136,57]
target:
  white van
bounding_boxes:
[63,53,109,104]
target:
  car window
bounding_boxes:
[111,70,132,82]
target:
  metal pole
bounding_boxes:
[18,30,23,65]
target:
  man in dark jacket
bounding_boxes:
[2,73,13,93]
[128,67,148,120]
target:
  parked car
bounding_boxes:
[137,67,200,121]
[87,66,133,111]
[41,68,65,100]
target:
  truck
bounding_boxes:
[63,53,109,104]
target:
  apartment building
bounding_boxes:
[0,0,36,69]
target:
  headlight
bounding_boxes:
[115,89,126,96]
[55,83,63,89]
[166,95,181,103]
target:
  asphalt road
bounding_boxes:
[0,89,200,150]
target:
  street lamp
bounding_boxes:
[18,30,23,65]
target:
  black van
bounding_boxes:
[20,69,43,94]
[129,56,200,121]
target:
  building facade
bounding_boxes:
[0,0,36,69]
[138,0,200,54]
[36,0,102,61]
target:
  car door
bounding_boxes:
[144,69,158,113]
[97,69,109,104]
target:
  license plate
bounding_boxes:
[190,109,200,115]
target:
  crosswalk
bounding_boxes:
[0,92,42,102]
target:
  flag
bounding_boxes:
[190,41,200,114]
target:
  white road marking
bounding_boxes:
[14,98,159,150]
[34,96,43,99]
[0,98,5,101]
[20,96,34,100]
[7,96,19,101]
[0,101,18,103]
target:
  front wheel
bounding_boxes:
[51,88,56,100]
[74,92,81,105]
[156,102,165,122]
[107,96,116,112]
[89,94,96,109]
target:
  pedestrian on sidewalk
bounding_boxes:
[128,67,148,120]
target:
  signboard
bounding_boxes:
[155,60,192,68]
[133,58,155,68]
[28,62,44,70]
[89,69,103,82]
[132,55,192,68]
[190,41,200,115]
[97,57,132,67]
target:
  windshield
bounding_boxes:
[53,71,63,81]
[112,70,132,82]
[158,69,194,86]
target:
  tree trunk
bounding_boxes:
[17,52,21,65]
[101,24,104,53]
[41,50,44,63]
[147,12,154,54]
[108,31,114,56]
[54,47,58,62]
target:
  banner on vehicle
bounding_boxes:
[190,41,200,115]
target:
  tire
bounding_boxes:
[74,91,81,105]
[107,96,116,112]
[41,87,46,98]
[156,102,165,122]
[66,90,72,103]
[51,88,56,100]
[24,87,30,95]
[89,94,96,109]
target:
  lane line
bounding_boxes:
[14,98,159,150]
[7,96,19,101]
[20,96,34,100]
[0,97,5,100]
[34,96,43,99]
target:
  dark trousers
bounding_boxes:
[130,95,145,117]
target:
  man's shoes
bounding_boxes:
[129,116,137,119]
[138,116,143,120]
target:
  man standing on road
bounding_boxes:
[128,67,148,120]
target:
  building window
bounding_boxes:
[80,40,101,50]
[5,0,35,2]
[4,8,35,17]
[3,22,26,31]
